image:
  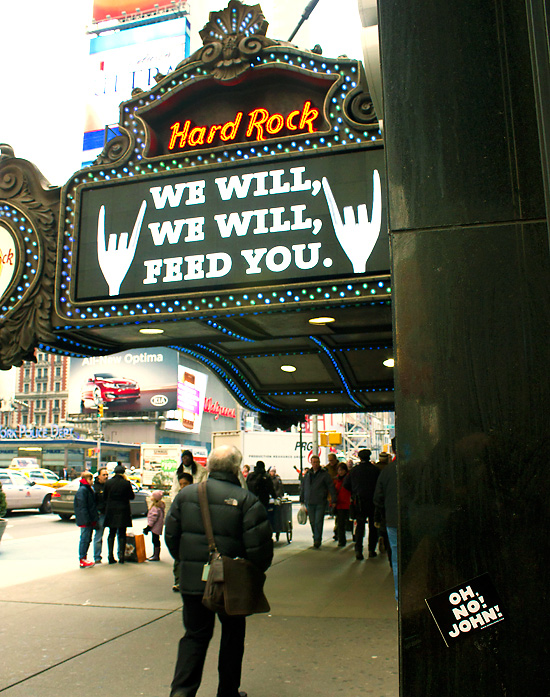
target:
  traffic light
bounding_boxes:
[98,404,104,418]
[320,431,342,446]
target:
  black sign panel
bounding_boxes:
[75,147,386,301]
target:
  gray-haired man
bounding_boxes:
[165,445,273,697]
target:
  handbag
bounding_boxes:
[124,532,146,562]
[198,480,270,616]
[297,504,308,525]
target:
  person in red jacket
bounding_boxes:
[334,463,352,547]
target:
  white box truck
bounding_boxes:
[212,430,317,492]
[140,444,207,487]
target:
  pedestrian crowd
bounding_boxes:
[74,461,167,567]
[299,441,398,602]
[73,442,397,696]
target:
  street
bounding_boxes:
[0,511,148,588]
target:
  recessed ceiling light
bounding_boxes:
[139,328,164,335]
[383,358,395,368]
[281,365,297,372]
[309,316,335,325]
[305,398,318,402]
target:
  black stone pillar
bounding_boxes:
[378,1,550,694]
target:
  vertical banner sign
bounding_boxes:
[175,364,208,433]
[425,573,505,647]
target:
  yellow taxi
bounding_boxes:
[10,467,69,489]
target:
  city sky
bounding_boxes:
[0,0,363,185]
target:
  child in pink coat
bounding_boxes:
[143,490,165,561]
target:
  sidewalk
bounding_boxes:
[0,511,398,697]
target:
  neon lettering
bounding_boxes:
[188,126,206,146]
[169,120,190,150]
[266,113,285,135]
[167,102,320,151]
[207,124,222,143]
[247,108,270,140]
[220,112,243,141]
[203,397,237,419]
[299,101,319,132]
[286,110,300,130]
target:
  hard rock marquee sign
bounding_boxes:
[0,1,387,400]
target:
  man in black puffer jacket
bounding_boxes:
[165,444,273,697]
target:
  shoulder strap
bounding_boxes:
[198,480,218,554]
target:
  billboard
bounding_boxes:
[163,363,208,434]
[84,17,190,164]
[75,148,386,300]
[68,347,178,413]
[92,1,179,23]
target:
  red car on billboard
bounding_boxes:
[80,373,140,408]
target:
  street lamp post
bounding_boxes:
[93,398,105,472]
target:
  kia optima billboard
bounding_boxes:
[68,347,178,413]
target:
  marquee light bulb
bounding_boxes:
[281,365,296,373]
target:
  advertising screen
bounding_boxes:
[75,147,387,300]
[68,347,178,413]
[92,1,181,24]
[84,17,190,164]
[163,364,208,434]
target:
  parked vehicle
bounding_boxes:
[0,470,55,514]
[212,430,318,493]
[10,457,39,469]
[10,467,68,489]
[80,373,140,408]
[51,478,150,521]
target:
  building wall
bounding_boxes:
[8,352,69,428]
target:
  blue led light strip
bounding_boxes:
[195,343,282,412]
[309,336,364,409]
[169,344,278,413]
[205,320,255,342]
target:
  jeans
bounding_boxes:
[78,525,93,560]
[93,513,105,561]
[307,503,325,545]
[171,594,246,697]
[386,526,398,602]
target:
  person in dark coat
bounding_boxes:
[92,466,108,563]
[74,470,98,568]
[300,455,337,548]
[246,460,276,508]
[165,444,273,697]
[374,442,398,602]
[343,448,380,560]
[269,467,284,498]
[103,463,135,564]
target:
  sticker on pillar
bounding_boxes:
[425,573,504,647]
